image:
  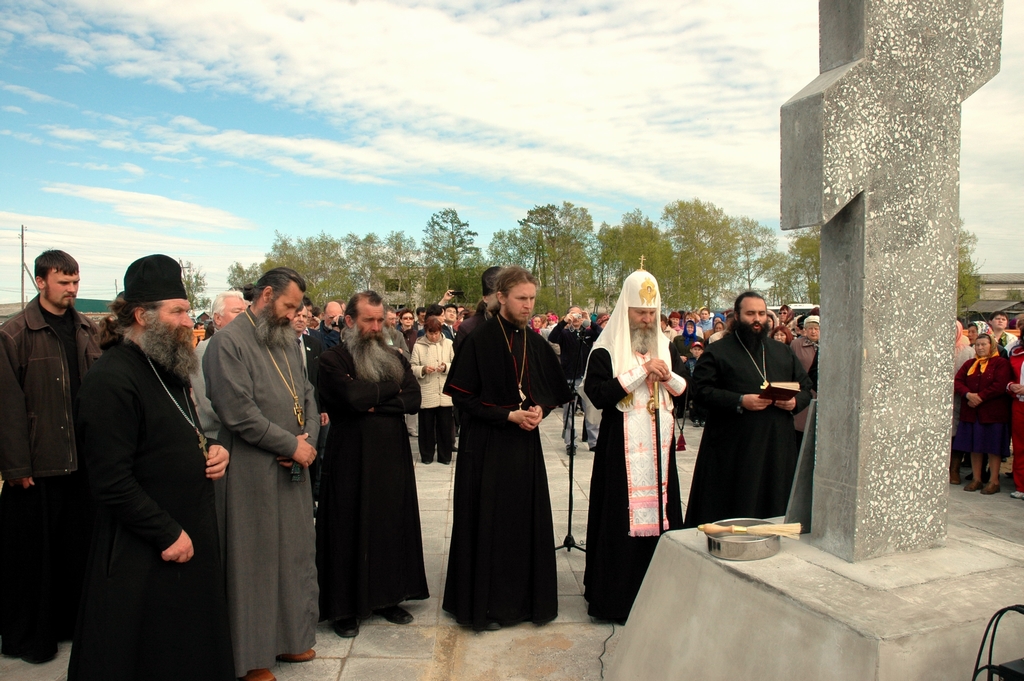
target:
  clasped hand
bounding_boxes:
[643,359,671,383]
[205,444,229,480]
[278,433,317,469]
[509,405,543,431]
[742,394,797,411]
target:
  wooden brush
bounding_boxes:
[697,522,803,539]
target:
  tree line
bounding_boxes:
[199,199,980,316]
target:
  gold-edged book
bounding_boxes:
[758,382,801,401]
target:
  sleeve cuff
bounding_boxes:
[664,373,687,397]
[617,365,648,393]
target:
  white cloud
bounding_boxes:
[0,0,821,219]
[2,105,27,114]
[0,81,72,106]
[67,161,145,176]
[41,183,257,232]
[1,0,1020,268]
[0,211,262,303]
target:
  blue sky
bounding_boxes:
[0,0,1020,304]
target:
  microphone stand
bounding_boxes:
[556,324,592,554]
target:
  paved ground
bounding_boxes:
[4,412,1021,680]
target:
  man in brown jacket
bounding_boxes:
[0,250,101,663]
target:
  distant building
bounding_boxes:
[978,273,1024,301]
[0,298,112,325]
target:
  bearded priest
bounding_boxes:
[442,266,571,631]
[581,268,688,624]
[315,290,427,639]
[683,291,813,529]
[69,254,233,680]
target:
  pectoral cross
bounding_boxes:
[294,401,305,428]
[197,430,209,460]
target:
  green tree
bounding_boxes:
[786,226,821,304]
[487,223,542,271]
[380,231,423,306]
[594,209,673,310]
[342,232,383,291]
[515,202,595,311]
[733,217,780,291]
[179,259,210,312]
[226,261,263,291]
[421,209,481,302]
[230,231,352,305]
[957,221,981,315]
[661,198,740,309]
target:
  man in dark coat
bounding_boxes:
[581,270,687,623]
[69,254,233,681]
[442,266,571,631]
[0,250,100,664]
[316,290,427,639]
[684,291,813,528]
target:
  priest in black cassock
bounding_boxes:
[581,269,688,623]
[316,291,428,639]
[683,291,813,528]
[442,266,571,631]
[70,255,234,681]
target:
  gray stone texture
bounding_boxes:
[781,0,1003,561]
[608,526,1024,681]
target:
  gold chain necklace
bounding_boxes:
[246,309,305,428]
[737,336,770,390]
[497,314,528,407]
[146,355,209,459]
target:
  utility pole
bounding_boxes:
[19,225,26,310]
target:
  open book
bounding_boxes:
[758,382,801,401]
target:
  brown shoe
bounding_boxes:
[981,483,1001,495]
[276,649,316,663]
[964,480,983,492]
[241,670,275,681]
[950,469,961,485]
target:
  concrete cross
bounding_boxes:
[781,0,1002,561]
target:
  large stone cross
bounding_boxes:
[781,0,1002,562]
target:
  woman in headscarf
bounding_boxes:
[671,318,702,358]
[953,333,1012,494]
[950,320,978,484]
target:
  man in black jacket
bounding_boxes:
[0,250,101,664]
[547,306,600,449]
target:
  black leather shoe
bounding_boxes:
[374,605,414,625]
[332,618,359,638]
[473,621,501,631]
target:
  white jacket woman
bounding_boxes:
[411,333,454,409]
[410,323,455,463]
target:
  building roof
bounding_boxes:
[965,300,1024,315]
[979,273,1024,285]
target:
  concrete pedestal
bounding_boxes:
[607,525,1024,681]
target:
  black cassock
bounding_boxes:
[69,342,233,681]
[582,346,686,622]
[316,345,428,620]
[442,315,571,628]
[683,333,813,528]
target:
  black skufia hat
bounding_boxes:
[123,254,188,303]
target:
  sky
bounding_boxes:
[0,0,1020,305]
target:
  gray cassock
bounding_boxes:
[204,312,320,678]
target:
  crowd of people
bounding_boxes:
[1,248,1021,680]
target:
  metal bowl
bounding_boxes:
[705,517,781,561]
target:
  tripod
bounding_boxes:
[556,326,592,554]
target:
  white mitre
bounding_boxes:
[582,269,671,418]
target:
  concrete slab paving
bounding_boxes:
[6,410,1021,680]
